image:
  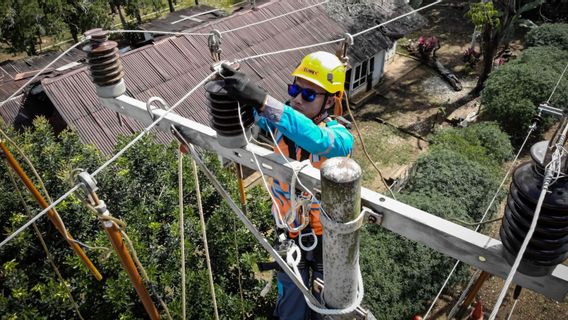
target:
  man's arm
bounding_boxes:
[260,96,353,158]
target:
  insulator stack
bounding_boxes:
[83,29,126,98]
[500,141,568,276]
[204,80,254,148]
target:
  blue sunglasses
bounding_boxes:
[288,84,326,102]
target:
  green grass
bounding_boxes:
[351,121,417,187]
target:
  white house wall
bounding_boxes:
[348,51,386,97]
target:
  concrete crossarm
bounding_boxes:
[101,95,568,301]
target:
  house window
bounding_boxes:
[352,59,371,90]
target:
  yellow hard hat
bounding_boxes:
[291,51,346,94]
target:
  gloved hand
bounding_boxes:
[219,63,268,111]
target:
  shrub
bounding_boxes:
[430,122,512,168]
[481,46,568,145]
[525,23,568,50]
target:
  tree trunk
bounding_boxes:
[195,0,199,5]
[135,9,142,24]
[109,1,117,14]
[70,27,79,43]
[168,0,175,12]
[117,5,128,29]
[472,26,498,95]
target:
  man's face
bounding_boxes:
[289,77,333,120]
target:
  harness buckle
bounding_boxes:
[299,228,318,252]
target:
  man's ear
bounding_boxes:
[324,94,335,110]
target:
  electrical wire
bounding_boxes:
[0,39,88,109]
[423,124,537,320]
[234,0,442,63]
[344,91,397,199]
[107,0,329,38]
[220,0,330,34]
[488,124,568,320]
[546,61,568,104]
[0,72,216,249]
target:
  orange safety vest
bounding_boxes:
[270,121,331,238]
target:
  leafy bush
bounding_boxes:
[0,118,275,319]
[526,23,568,50]
[430,122,512,168]
[481,46,568,145]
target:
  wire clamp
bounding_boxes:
[76,171,99,195]
[320,207,380,234]
[538,102,564,118]
[338,33,354,64]
[208,29,222,62]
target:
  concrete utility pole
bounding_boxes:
[321,157,362,317]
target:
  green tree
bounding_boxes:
[0,0,43,55]
[467,0,544,94]
[63,0,112,43]
[0,118,275,319]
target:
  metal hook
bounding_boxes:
[208,29,223,63]
[145,97,168,121]
[339,33,354,64]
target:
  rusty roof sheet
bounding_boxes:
[41,0,424,154]
[0,95,23,125]
[0,49,86,101]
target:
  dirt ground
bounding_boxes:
[350,1,568,319]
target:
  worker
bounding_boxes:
[211,51,354,319]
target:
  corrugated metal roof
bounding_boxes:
[0,49,86,101]
[41,0,424,154]
[0,95,23,125]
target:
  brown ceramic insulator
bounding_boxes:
[84,31,124,87]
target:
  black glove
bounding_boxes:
[219,63,268,111]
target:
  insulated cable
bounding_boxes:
[0,39,88,109]
[423,123,537,320]
[234,0,442,64]
[488,124,568,320]
[0,72,216,249]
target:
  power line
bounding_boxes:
[108,0,330,39]
[488,124,568,320]
[0,72,216,248]
[546,61,568,104]
[235,0,442,63]
[423,123,537,320]
[0,40,87,109]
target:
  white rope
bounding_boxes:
[0,39,88,109]
[191,156,220,320]
[506,298,519,320]
[1,72,216,248]
[235,102,284,226]
[0,184,81,248]
[488,124,568,320]
[423,124,536,320]
[234,0,442,63]
[178,148,187,320]
[546,61,568,104]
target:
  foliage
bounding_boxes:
[525,23,568,50]
[361,124,510,318]
[481,46,568,145]
[0,0,43,55]
[0,118,275,319]
[430,122,513,168]
[466,1,502,29]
